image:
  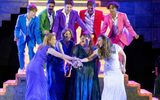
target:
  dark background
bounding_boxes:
[0,0,160,93]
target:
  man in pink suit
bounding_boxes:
[79,0,104,45]
[101,1,139,49]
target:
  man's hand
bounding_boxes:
[44,30,49,34]
[52,32,56,35]
[135,34,139,39]
[14,37,18,43]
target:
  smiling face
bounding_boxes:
[87,5,95,15]
[47,3,55,14]
[64,4,73,14]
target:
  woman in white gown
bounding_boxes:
[80,35,127,100]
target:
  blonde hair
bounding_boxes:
[97,35,114,59]
[43,33,56,46]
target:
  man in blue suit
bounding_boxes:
[14,4,42,73]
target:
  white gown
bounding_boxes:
[101,44,127,100]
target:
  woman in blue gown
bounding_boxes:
[46,28,75,100]
[25,33,76,100]
[68,33,101,100]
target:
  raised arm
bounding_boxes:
[76,11,88,32]
[47,47,74,61]
[81,49,98,62]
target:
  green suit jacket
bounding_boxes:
[39,9,55,40]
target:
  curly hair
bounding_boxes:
[97,35,114,59]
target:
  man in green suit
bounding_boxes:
[39,0,55,40]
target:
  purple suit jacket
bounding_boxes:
[52,9,87,42]
[101,12,137,47]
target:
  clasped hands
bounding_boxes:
[71,57,83,69]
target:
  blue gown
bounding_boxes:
[25,45,52,100]
[68,44,101,100]
[47,40,74,100]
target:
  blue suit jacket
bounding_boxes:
[14,14,42,46]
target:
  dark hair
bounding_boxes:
[61,28,73,39]
[87,1,95,7]
[80,33,93,55]
[47,0,55,4]
[106,1,120,9]
[27,4,37,12]
[65,0,74,6]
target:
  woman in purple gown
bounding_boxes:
[25,33,76,100]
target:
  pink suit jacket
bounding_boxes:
[101,12,136,46]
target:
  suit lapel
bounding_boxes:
[68,10,74,26]
[45,10,50,25]
[93,10,97,28]
[22,14,27,33]
[61,11,66,27]
[29,18,34,27]
[117,12,120,34]
[109,14,113,28]
[83,10,87,21]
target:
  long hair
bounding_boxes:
[97,35,113,59]
[43,33,56,46]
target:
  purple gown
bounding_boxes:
[25,45,50,100]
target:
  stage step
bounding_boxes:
[0,0,28,27]
[0,72,26,100]
[0,72,158,100]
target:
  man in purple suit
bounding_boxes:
[52,0,89,42]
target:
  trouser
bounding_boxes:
[17,37,35,69]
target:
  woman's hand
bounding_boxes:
[72,57,79,61]
[72,58,83,69]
